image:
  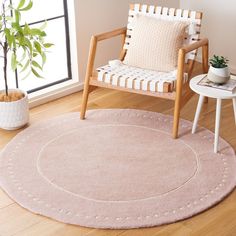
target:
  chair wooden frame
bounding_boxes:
[80,4,209,139]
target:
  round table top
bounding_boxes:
[190,74,236,99]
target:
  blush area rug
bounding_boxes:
[0,109,236,229]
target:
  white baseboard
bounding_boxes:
[29,83,84,108]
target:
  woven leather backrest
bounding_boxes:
[124,3,203,62]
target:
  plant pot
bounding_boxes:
[207,66,230,84]
[0,89,29,130]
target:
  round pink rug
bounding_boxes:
[0,109,236,229]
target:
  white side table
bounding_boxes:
[190,74,236,153]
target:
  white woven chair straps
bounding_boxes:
[124,3,202,62]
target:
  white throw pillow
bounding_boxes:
[123,15,188,72]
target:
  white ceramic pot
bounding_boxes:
[207,66,230,84]
[0,89,29,130]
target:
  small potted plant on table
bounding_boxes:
[0,0,53,130]
[208,55,230,84]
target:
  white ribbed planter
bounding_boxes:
[0,89,29,130]
[208,66,230,84]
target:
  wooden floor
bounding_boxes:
[0,85,236,236]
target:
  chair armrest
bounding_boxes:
[83,27,127,84]
[181,38,209,54]
[93,27,127,42]
[177,38,209,78]
[175,38,209,99]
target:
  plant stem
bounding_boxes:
[3,42,8,96]
[2,0,8,96]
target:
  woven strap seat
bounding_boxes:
[97,61,188,93]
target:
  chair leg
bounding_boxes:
[232,98,236,124]
[202,41,209,105]
[173,49,185,139]
[80,36,98,120]
[80,79,90,120]
[173,95,181,139]
[204,97,209,104]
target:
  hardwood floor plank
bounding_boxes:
[0,189,14,209]
[183,192,236,236]
[152,223,192,236]
[12,220,92,236]
[84,229,124,236]
[0,204,44,236]
[118,227,162,236]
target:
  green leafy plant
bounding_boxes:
[209,55,229,69]
[0,0,53,96]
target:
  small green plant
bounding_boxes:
[209,55,229,69]
[0,0,53,96]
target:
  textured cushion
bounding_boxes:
[123,15,188,72]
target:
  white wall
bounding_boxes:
[180,0,236,73]
[74,0,179,81]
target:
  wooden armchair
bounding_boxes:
[80,3,209,138]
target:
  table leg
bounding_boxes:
[192,95,205,134]
[233,98,236,124]
[214,99,222,153]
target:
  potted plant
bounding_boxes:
[208,55,230,84]
[0,0,52,130]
